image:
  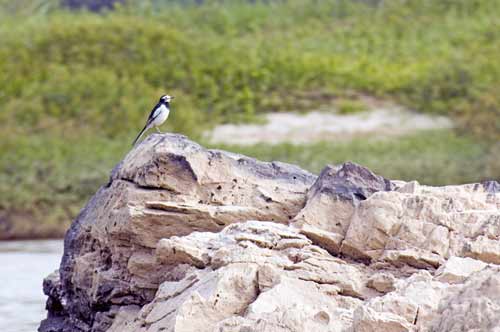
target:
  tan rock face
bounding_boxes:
[430,266,500,332]
[293,163,394,255]
[341,184,500,268]
[39,134,500,332]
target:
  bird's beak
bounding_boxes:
[171,96,175,99]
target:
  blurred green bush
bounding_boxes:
[1,0,499,139]
[0,0,500,137]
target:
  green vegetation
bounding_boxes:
[0,0,499,238]
[219,130,495,186]
[336,99,368,115]
[2,0,500,135]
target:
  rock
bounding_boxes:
[341,183,499,268]
[435,256,487,284]
[353,306,414,332]
[40,134,315,332]
[106,220,369,332]
[39,134,500,332]
[430,266,500,332]
[367,272,396,293]
[482,180,500,194]
[293,162,393,254]
[371,271,455,330]
[466,235,500,264]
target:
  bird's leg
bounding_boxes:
[156,127,162,133]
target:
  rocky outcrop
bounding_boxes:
[39,134,500,332]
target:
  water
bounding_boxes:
[0,240,63,332]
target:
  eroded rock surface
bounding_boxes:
[39,134,500,332]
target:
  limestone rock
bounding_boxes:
[435,256,487,284]
[366,271,456,330]
[293,162,393,255]
[430,266,500,332]
[39,134,315,332]
[341,183,500,268]
[353,306,414,332]
[107,220,368,332]
[367,272,396,293]
[39,134,500,332]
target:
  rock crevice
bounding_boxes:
[40,134,500,332]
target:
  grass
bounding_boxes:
[0,134,130,239]
[336,99,368,115]
[1,1,500,135]
[218,130,494,186]
[0,0,499,238]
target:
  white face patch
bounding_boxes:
[161,95,172,102]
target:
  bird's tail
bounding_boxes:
[132,123,150,146]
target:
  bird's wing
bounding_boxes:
[146,102,162,124]
[132,102,165,146]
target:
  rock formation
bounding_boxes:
[39,133,500,332]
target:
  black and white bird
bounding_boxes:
[132,94,174,145]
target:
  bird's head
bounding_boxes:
[160,95,174,103]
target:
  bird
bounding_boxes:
[132,94,174,146]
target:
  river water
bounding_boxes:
[0,240,63,332]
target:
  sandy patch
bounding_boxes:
[206,107,453,145]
